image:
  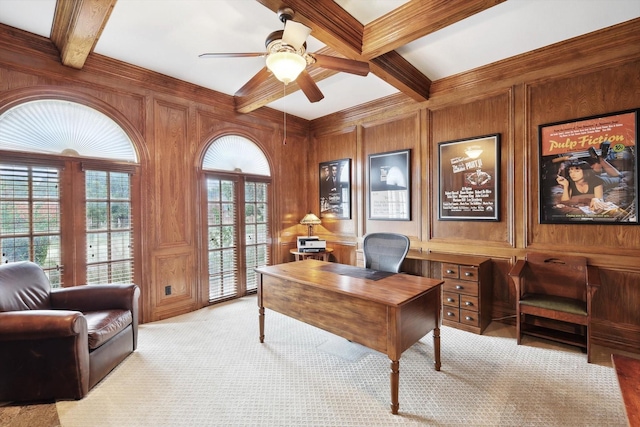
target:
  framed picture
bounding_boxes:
[319,158,351,219]
[368,149,410,220]
[438,134,500,221]
[539,109,638,224]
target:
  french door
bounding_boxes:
[205,174,270,303]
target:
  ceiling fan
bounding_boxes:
[198,7,370,103]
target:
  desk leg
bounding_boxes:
[434,326,441,371]
[390,359,400,414]
[259,306,265,343]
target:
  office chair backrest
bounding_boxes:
[363,233,410,273]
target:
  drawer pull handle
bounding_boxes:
[464,272,473,277]
[447,312,455,317]
[455,285,463,290]
[465,301,473,306]
[465,316,473,321]
[446,269,455,274]
[447,298,455,302]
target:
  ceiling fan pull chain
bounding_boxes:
[283,83,287,145]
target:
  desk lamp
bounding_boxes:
[300,213,321,237]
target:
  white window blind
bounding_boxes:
[0,164,62,287]
[206,177,238,301]
[85,170,134,284]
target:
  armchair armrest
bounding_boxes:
[0,310,87,341]
[51,283,140,350]
[0,311,91,401]
[50,283,140,313]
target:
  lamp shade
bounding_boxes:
[300,212,321,237]
[266,51,306,84]
[300,213,321,225]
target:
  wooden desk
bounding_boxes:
[255,259,443,415]
[290,248,333,261]
[612,354,640,426]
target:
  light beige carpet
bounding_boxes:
[17,296,631,426]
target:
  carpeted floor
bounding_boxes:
[1,295,633,426]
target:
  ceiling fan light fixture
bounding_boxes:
[266,51,306,84]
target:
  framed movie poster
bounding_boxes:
[319,158,351,219]
[368,149,410,220]
[438,134,500,221]
[539,109,638,224]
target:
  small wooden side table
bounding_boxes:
[290,248,333,262]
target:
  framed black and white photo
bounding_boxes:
[539,109,638,224]
[368,149,410,220]
[319,158,351,219]
[438,134,500,221]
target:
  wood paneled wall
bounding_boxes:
[0,25,310,322]
[309,19,640,352]
[1,18,639,353]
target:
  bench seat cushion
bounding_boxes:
[84,309,132,350]
[520,293,587,316]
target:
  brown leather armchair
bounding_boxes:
[0,261,140,402]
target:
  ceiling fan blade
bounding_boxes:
[296,69,324,103]
[312,54,369,76]
[199,52,265,58]
[234,66,272,97]
[282,20,311,50]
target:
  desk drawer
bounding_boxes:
[459,265,479,282]
[460,295,478,311]
[442,263,459,279]
[460,309,479,327]
[443,292,459,307]
[443,279,479,296]
[444,308,460,322]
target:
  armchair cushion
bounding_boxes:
[84,309,132,350]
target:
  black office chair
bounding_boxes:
[362,233,410,273]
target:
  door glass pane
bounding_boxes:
[0,165,61,287]
[85,170,133,284]
[206,177,238,302]
[245,181,269,292]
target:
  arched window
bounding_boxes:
[0,99,137,162]
[0,99,139,288]
[201,135,271,302]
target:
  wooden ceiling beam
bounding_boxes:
[51,0,117,69]
[254,0,432,106]
[362,0,506,58]
[254,0,364,58]
[370,52,431,103]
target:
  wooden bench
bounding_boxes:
[508,253,600,362]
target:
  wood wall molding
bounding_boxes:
[312,18,640,130]
[152,100,193,249]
